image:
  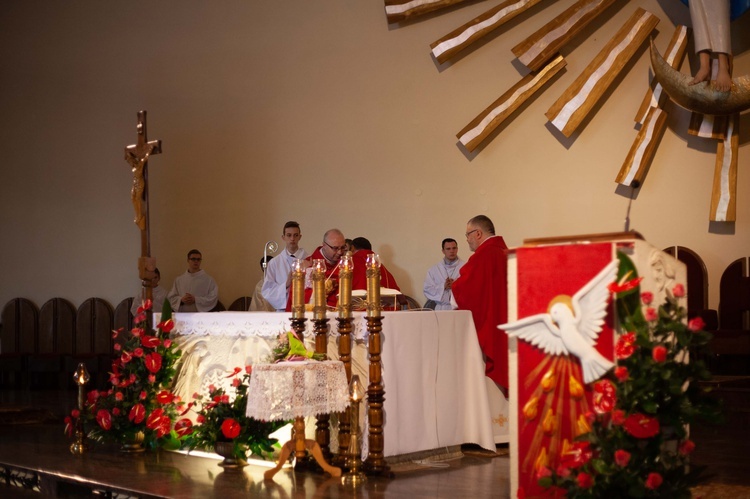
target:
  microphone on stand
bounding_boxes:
[263,241,279,277]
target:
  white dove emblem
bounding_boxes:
[499,260,618,384]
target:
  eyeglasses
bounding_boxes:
[465,229,479,239]
[324,241,347,252]
[189,257,202,262]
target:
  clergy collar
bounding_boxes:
[443,257,460,266]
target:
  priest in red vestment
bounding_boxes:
[350,237,401,292]
[451,215,509,391]
[285,228,348,310]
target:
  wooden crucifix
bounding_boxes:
[125,111,162,302]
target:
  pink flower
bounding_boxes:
[163,339,172,348]
[535,466,552,480]
[148,374,156,384]
[113,343,122,352]
[133,347,144,357]
[672,283,685,298]
[688,317,705,332]
[615,366,629,381]
[221,418,242,439]
[140,390,147,400]
[556,465,571,478]
[614,449,631,467]
[576,472,593,489]
[679,439,696,455]
[232,378,241,387]
[115,391,124,401]
[645,307,658,321]
[245,365,253,374]
[641,291,653,305]
[130,327,144,338]
[652,345,667,363]
[645,472,663,490]
[133,314,147,324]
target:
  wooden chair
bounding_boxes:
[229,296,252,311]
[68,298,114,390]
[31,298,75,389]
[210,300,226,312]
[712,257,750,375]
[0,298,38,389]
[663,246,717,329]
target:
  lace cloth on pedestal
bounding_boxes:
[246,360,350,421]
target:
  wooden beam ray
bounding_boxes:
[634,25,688,125]
[710,114,739,222]
[457,54,566,152]
[546,8,659,138]
[431,0,548,65]
[512,0,617,72]
[616,106,667,186]
[385,0,475,24]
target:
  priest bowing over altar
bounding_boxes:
[285,229,400,310]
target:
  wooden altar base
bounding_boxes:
[1,389,749,498]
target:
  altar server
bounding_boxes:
[261,221,308,311]
[451,215,509,391]
[423,238,464,310]
[131,267,168,315]
[168,249,219,312]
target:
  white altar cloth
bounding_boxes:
[169,310,499,457]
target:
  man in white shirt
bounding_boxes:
[423,238,464,310]
[261,221,308,311]
[131,267,169,315]
[168,249,219,312]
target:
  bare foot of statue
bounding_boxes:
[714,54,732,92]
[689,52,711,86]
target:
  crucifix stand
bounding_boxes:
[124,111,162,313]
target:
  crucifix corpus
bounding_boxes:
[124,110,162,304]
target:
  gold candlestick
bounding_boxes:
[291,258,305,319]
[70,362,90,455]
[312,259,327,319]
[342,375,367,486]
[337,252,353,319]
[365,253,382,318]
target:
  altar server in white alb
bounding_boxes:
[261,221,308,311]
[131,267,169,315]
[168,249,219,312]
[423,238,465,310]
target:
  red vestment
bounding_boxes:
[285,246,340,311]
[351,249,401,292]
[451,236,509,389]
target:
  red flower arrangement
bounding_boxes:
[540,254,721,497]
[65,299,190,450]
[184,366,285,462]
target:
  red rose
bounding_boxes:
[196,414,205,423]
[559,441,592,469]
[115,391,124,401]
[652,345,667,363]
[614,449,631,467]
[71,409,80,418]
[612,409,626,425]
[96,409,112,430]
[133,347,144,357]
[87,390,100,405]
[133,314,147,324]
[679,439,696,455]
[145,352,162,373]
[113,343,122,352]
[112,407,121,416]
[157,319,175,333]
[175,418,193,437]
[157,390,174,404]
[623,413,660,438]
[141,335,160,348]
[131,327,144,338]
[641,291,653,305]
[672,284,685,298]
[129,403,146,424]
[688,317,705,332]
[614,366,629,381]
[616,333,636,359]
[576,472,593,489]
[221,418,242,440]
[644,307,658,322]
[593,379,616,414]
[163,339,172,348]
[232,378,241,387]
[645,472,663,490]
[245,365,253,375]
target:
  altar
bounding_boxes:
[168,310,504,458]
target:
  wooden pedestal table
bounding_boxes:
[245,360,350,480]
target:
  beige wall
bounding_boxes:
[0,1,748,313]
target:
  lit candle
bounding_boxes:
[365,253,381,317]
[338,252,353,318]
[312,259,327,319]
[291,258,305,318]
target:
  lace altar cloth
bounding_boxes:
[246,360,350,422]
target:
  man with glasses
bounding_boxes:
[451,215,510,393]
[168,249,219,312]
[285,228,347,310]
[261,221,308,311]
